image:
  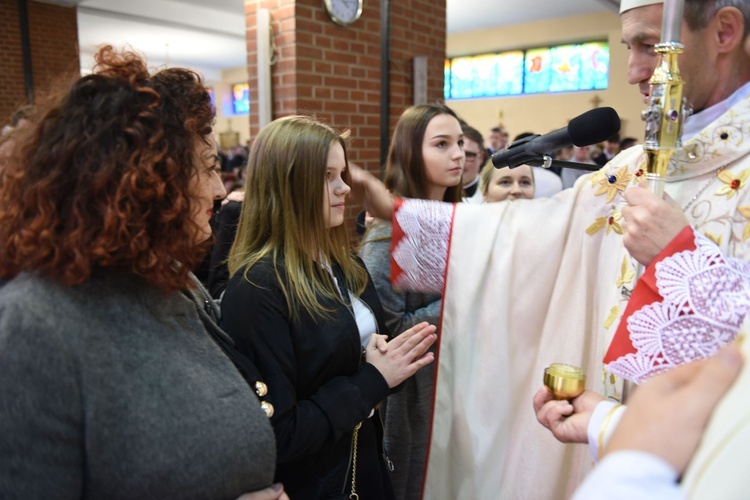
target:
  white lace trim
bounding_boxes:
[606,233,750,383]
[391,199,453,293]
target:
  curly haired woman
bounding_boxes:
[0,47,286,500]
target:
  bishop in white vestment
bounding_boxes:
[388,88,750,498]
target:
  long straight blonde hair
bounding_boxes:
[228,115,368,318]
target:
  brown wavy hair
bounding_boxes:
[384,102,464,202]
[0,46,215,292]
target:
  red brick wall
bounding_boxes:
[244,0,446,236]
[0,0,79,124]
[389,1,447,126]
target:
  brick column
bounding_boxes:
[244,0,445,234]
[0,0,79,122]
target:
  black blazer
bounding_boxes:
[221,257,395,499]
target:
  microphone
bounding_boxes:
[491,107,621,169]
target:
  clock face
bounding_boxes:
[324,0,363,26]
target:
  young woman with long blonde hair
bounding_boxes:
[221,115,437,499]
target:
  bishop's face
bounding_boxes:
[620,3,720,113]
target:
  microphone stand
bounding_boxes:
[523,156,601,172]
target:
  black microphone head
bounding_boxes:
[568,107,621,147]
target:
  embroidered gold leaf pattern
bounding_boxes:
[739,205,750,241]
[586,212,623,236]
[716,169,750,199]
[590,170,605,187]
[705,232,722,246]
[604,305,619,329]
[607,213,623,235]
[616,256,635,288]
[594,165,633,203]
[586,216,607,235]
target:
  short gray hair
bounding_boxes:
[685,0,750,37]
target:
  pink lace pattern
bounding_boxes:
[392,199,453,294]
[606,233,750,383]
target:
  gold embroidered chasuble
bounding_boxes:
[392,95,750,499]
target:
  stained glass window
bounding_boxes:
[444,41,609,99]
[446,52,524,99]
[524,47,551,94]
[231,82,250,115]
[578,42,609,90]
[494,51,524,95]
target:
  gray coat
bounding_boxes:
[0,271,276,500]
[359,221,441,500]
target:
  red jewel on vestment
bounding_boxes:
[635,169,644,177]
[731,179,741,190]
[608,216,615,225]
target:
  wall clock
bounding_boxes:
[324,0,363,27]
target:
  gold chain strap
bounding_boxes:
[349,422,362,500]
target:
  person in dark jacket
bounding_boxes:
[207,198,243,298]
[220,115,437,500]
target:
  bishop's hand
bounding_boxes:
[533,387,604,444]
[622,183,688,267]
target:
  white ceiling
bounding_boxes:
[43,0,621,81]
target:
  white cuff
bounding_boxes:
[587,400,626,461]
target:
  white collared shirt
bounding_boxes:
[321,262,378,346]
[682,81,750,141]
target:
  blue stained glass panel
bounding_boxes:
[232,82,250,115]
[579,42,610,90]
[524,48,551,94]
[548,44,581,92]
[492,51,524,95]
[449,56,475,99]
[470,54,500,97]
[444,41,609,99]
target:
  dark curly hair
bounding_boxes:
[0,46,215,292]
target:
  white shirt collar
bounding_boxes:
[463,176,480,189]
[682,81,750,141]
